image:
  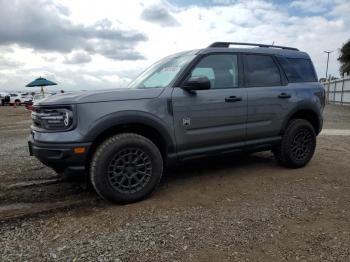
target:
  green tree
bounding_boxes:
[338,39,350,76]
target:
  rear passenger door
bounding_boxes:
[244,54,296,141]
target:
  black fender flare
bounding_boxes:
[84,110,176,154]
[280,103,322,134]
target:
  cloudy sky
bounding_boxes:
[0,0,349,91]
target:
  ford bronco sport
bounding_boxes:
[28,42,325,203]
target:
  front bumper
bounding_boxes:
[28,135,91,172]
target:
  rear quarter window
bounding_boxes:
[277,57,317,83]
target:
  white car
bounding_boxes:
[21,94,33,103]
[8,93,33,105]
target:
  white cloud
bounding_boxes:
[0,0,349,91]
[64,51,92,64]
[290,0,332,13]
[141,4,180,26]
[82,74,102,83]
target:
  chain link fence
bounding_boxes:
[323,76,350,105]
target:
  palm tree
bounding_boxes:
[338,39,350,76]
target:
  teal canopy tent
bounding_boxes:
[26,77,57,94]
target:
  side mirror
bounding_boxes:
[182,76,211,91]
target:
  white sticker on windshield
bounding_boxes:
[161,67,180,72]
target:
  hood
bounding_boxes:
[36,88,164,106]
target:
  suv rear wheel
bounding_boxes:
[273,119,316,168]
[90,133,163,204]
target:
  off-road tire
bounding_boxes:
[273,119,316,168]
[90,133,163,204]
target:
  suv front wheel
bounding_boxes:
[273,119,316,168]
[90,133,163,204]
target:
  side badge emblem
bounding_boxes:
[183,117,191,126]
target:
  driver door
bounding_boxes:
[171,54,247,157]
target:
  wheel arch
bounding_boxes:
[85,111,176,166]
[281,106,322,135]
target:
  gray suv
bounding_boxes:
[28,42,325,203]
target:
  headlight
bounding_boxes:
[32,107,74,131]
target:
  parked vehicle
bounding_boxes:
[20,93,33,105]
[28,42,325,204]
[8,93,21,105]
[5,93,32,106]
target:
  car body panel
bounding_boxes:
[246,85,297,140]
[36,88,165,105]
[171,87,247,152]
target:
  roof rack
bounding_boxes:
[208,42,299,51]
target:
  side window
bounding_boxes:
[190,54,238,89]
[245,55,281,87]
[277,57,317,83]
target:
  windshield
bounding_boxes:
[128,54,196,89]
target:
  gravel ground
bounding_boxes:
[0,104,350,261]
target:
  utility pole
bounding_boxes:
[324,50,333,80]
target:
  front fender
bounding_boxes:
[84,110,176,153]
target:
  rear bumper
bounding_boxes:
[28,135,91,172]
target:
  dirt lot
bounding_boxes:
[0,105,350,261]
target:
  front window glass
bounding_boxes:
[190,54,239,89]
[128,54,195,89]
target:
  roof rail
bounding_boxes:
[208,42,299,51]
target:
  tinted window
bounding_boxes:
[190,54,238,89]
[277,57,317,82]
[245,55,281,87]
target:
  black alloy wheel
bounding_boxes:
[107,147,152,194]
[90,133,163,204]
[273,119,316,168]
[290,128,314,161]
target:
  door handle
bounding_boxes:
[225,96,242,102]
[278,93,291,99]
